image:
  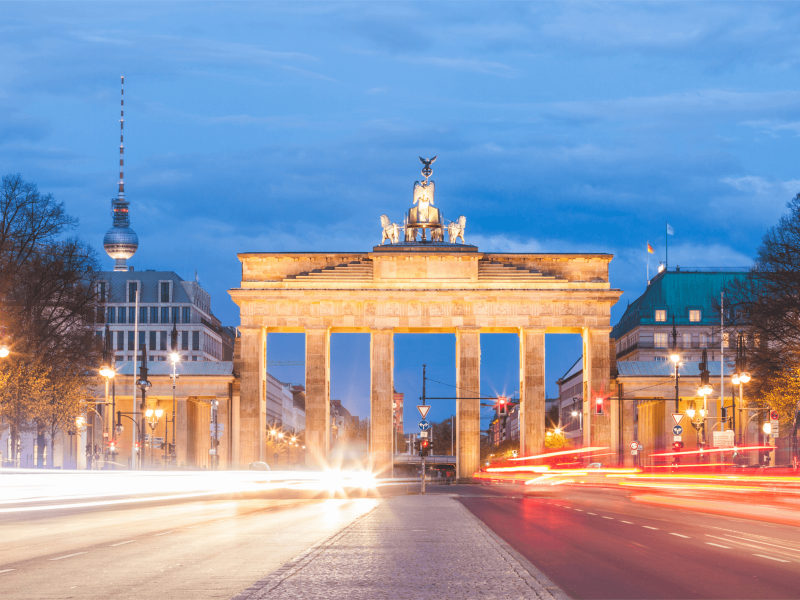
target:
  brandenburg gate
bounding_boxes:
[230,158,621,479]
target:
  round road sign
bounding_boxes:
[630,441,638,450]
[672,425,683,435]
[418,420,430,431]
[770,410,779,421]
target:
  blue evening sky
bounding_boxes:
[2,2,799,432]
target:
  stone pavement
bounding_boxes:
[231,494,569,600]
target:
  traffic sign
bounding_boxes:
[210,423,225,432]
[419,419,430,431]
[674,435,682,442]
[631,450,638,456]
[417,405,431,419]
[630,441,638,450]
[672,425,683,436]
[671,413,684,426]
[770,410,779,421]
[419,430,428,438]
[638,443,643,451]
[209,448,216,455]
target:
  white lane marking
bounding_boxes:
[184,525,202,529]
[602,516,613,520]
[574,509,583,511]
[707,542,732,549]
[49,552,87,561]
[0,569,15,574]
[621,521,634,524]
[587,512,597,515]
[707,534,800,557]
[110,540,136,547]
[721,535,800,555]
[670,533,690,539]
[643,526,659,530]
[154,531,174,537]
[753,554,790,563]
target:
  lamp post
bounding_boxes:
[571,402,583,442]
[696,348,713,452]
[145,406,164,468]
[116,411,140,468]
[168,323,180,466]
[670,317,681,412]
[136,345,151,470]
[99,324,116,469]
[731,333,751,447]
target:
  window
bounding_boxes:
[654,356,667,362]
[128,282,138,303]
[700,334,708,348]
[655,310,667,322]
[172,307,179,324]
[128,331,135,351]
[192,356,198,362]
[654,333,668,348]
[149,331,157,350]
[116,331,124,351]
[682,333,692,348]
[98,281,106,302]
[182,331,189,351]
[128,308,136,324]
[96,307,104,324]
[161,307,170,324]
[161,282,170,303]
[160,331,167,351]
[140,307,148,324]
[689,310,701,322]
[107,306,116,324]
[192,331,200,351]
[182,307,191,323]
[150,307,159,323]
[118,307,125,324]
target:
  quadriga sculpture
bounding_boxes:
[380,215,401,245]
[448,216,466,244]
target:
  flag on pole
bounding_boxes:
[647,242,654,254]
[666,223,675,236]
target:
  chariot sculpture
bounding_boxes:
[379,156,467,245]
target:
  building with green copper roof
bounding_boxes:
[612,267,747,364]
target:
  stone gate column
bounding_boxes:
[519,327,546,457]
[238,326,266,467]
[583,326,612,447]
[370,328,394,477]
[456,326,480,481]
[304,326,330,467]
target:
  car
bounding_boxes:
[248,461,271,471]
[587,463,605,469]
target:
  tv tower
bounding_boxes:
[103,75,139,271]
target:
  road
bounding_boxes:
[454,484,800,599]
[0,495,379,600]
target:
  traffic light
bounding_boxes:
[672,441,684,451]
[497,397,509,417]
[419,438,430,457]
[595,397,604,415]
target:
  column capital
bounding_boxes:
[369,326,394,333]
[519,326,546,334]
[455,326,481,332]
[238,325,264,334]
[586,326,613,335]
[303,325,330,332]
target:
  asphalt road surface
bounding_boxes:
[0,495,379,600]
[454,484,800,600]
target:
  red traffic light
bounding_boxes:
[420,439,430,449]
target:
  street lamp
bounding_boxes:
[732,333,752,446]
[145,407,164,468]
[670,317,681,412]
[137,346,151,469]
[166,349,180,466]
[0,345,9,358]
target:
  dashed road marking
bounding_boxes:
[184,525,202,529]
[0,569,15,574]
[154,531,174,537]
[753,554,790,563]
[587,512,597,515]
[670,533,690,539]
[110,540,136,547]
[707,542,731,549]
[49,552,86,561]
[574,509,583,511]
[621,521,634,524]
[602,516,613,520]
[643,526,658,530]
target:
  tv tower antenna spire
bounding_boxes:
[103,76,139,271]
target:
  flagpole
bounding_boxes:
[665,221,668,268]
[647,246,650,283]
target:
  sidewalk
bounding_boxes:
[232,494,568,600]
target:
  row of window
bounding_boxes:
[654,309,702,322]
[97,329,202,352]
[97,306,192,325]
[97,281,176,304]
[652,332,711,348]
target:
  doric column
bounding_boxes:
[456,326,481,481]
[304,326,330,467]
[583,326,612,447]
[620,384,635,466]
[519,327,546,457]
[370,328,394,477]
[175,397,188,466]
[238,325,266,466]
